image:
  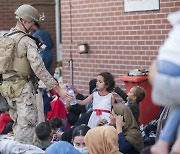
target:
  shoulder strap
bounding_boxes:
[3,30,27,46]
[6,30,44,48]
[26,34,44,48]
[6,30,43,52]
[12,32,27,48]
[6,30,26,37]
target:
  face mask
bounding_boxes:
[54,73,60,80]
[74,145,89,154]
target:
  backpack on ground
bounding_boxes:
[0,31,26,74]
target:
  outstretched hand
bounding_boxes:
[53,86,73,101]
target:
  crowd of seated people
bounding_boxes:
[0,68,179,154]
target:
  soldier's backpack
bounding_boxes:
[0,31,26,74]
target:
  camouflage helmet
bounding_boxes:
[15,4,44,22]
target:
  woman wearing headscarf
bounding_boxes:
[84,126,119,154]
[112,103,144,154]
[45,141,80,154]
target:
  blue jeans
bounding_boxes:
[158,60,180,144]
[160,107,180,144]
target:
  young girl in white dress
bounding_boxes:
[77,72,115,128]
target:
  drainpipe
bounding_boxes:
[68,52,74,85]
[55,0,62,61]
[55,0,73,85]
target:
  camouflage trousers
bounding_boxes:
[7,81,38,144]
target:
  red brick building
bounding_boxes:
[0,0,180,95]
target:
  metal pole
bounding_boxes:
[55,0,62,61]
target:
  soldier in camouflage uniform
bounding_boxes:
[0,4,72,144]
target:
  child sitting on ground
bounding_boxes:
[49,117,64,142]
[115,86,146,125]
[35,121,52,150]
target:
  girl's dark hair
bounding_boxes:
[72,124,90,140]
[35,121,51,141]
[98,72,115,92]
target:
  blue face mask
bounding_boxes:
[54,73,60,80]
[74,145,89,154]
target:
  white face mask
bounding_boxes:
[53,73,60,80]
[74,145,89,154]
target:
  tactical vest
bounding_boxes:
[0,31,33,76]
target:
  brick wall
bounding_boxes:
[0,0,57,73]
[61,0,180,95]
[0,0,180,96]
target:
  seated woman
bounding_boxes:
[72,124,90,154]
[84,126,119,154]
[112,103,144,154]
